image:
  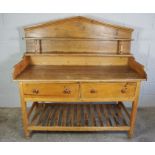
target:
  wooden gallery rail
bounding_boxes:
[13,16,147,138]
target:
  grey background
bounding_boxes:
[0,13,155,107]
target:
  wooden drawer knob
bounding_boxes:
[90,89,97,94]
[32,89,39,94]
[63,88,71,94]
[121,83,128,94]
[121,87,128,94]
[121,88,126,94]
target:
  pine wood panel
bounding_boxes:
[23,83,79,99]
[26,40,131,54]
[29,56,129,66]
[13,56,30,78]
[14,65,144,82]
[81,82,136,101]
[25,52,132,57]
[24,16,133,38]
[129,57,147,79]
[26,40,119,53]
[24,16,132,54]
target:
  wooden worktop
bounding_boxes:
[15,65,144,82]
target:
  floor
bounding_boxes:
[0,107,155,142]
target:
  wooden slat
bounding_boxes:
[51,105,60,126]
[66,105,71,126]
[77,104,81,126]
[89,104,96,126]
[96,104,104,126]
[99,104,106,126]
[119,102,130,119]
[117,104,129,126]
[83,104,89,126]
[61,105,67,126]
[70,104,74,126]
[106,104,114,126]
[108,104,120,126]
[110,104,120,126]
[37,104,48,125]
[53,105,61,126]
[42,105,52,126]
[31,104,43,125]
[112,104,123,126]
[27,102,37,119]
[115,103,127,126]
[102,104,110,126]
[28,126,130,131]
[47,105,57,126]
[46,106,53,126]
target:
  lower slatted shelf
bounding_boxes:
[27,102,130,131]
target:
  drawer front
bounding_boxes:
[81,82,136,101]
[23,83,79,98]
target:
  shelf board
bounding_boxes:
[27,102,130,131]
[23,37,133,41]
[25,52,133,57]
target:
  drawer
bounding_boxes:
[23,83,79,98]
[81,82,136,101]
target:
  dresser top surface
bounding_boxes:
[15,65,144,82]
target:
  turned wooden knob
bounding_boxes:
[90,89,97,94]
[121,83,128,93]
[63,88,71,94]
[32,89,39,94]
[121,89,126,94]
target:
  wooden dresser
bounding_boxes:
[13,16,147,138]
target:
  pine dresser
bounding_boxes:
[13,16,147,138]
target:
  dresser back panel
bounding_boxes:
[26,40,118,53]
[26,40,130,54]
[30,56,129,66]
[24,16,133,55]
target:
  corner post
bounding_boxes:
[128,82,140,138]
[19,82,30,137]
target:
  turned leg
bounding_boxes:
[19,83,30,138]
[128,82,140,138]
